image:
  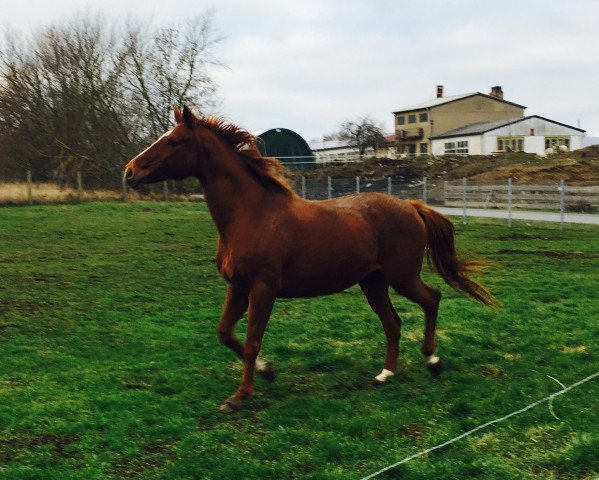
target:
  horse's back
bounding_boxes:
[278,193,427,296]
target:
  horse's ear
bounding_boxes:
[174,106,183,124]
[182,105,195,129]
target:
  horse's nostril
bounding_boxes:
[125,168,133,180]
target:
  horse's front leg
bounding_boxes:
[216,284,248,359]
[217,284,276,385]
[220,281,276,413]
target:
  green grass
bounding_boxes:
[0,202,597,479]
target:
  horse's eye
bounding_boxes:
[166,138,181,146]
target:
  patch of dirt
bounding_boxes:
[122,381,151,390]
[400,425,423,438]
[294,145,599,185]
[479,364,505,378]
[470,157,599,184]
[0,434,80,463]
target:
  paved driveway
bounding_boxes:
[435,207,599,225]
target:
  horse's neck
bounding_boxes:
[196,142,270,238]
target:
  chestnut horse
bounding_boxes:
[125,106,495,412]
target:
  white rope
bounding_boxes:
[360,370,599,480]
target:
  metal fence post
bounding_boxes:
[163,181,169,202]
[387,176,392,196]
[423,176,428,204]
[443,180,448,206]
[559,179,565,231]
[327,176,332,199]
[356,176,360,193]
[462,177,467,224]
[301,176,306,199]
[26,170,32,205]
[507,177,512,228]
[77,170,83,203]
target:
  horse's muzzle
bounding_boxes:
[124,168,143,189]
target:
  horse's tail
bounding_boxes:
[409,200,497,307]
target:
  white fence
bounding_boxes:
[444,178,599,229]
[444,179,599,211]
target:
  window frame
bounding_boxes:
[497,136,524,152]
[545,136,570,149]
[444,140,469,155]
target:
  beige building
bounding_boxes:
[393,86,526,155]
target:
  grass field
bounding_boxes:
[0,202,597,479]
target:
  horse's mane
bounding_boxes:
[196,116,292,195]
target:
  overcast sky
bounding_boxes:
[3,0,599,141]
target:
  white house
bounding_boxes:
[308,138,360,163]
[309,135,397,163]
[430,116,586,156]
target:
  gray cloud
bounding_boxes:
[3,0,598,141]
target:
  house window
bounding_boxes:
[545,136,570,149]
[397,116,405,125]
[497,136,524,152]
[444,141,469,155]
[408,114,417,123]
[408,144,416,155]
[419,113,428,122]
[419,143,428,155]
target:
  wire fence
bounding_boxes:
[3,170,599,228]
[0,170,434,205]
[360,370,599,479]
[287,176,430,203]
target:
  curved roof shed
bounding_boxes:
[257,128,314,170]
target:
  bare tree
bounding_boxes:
[122,12,223,137]
[0,11,223,187]
[338,116,386,158]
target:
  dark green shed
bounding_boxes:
[257,128,314,171]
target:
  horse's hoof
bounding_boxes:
[372,368,394,387]
[219,397,242,414]
[426,356,443,377]
[257,361,276,382]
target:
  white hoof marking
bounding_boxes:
[426,355,441,365]
[255,357,268,372]
[375,369,395,383]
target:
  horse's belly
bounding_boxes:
[278,254,376,298]
[278,275,359,298]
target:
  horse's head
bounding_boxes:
[124,106,199,189]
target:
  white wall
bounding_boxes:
[313,146,360,163]
[433,117,585,156]
[489,117,584,153]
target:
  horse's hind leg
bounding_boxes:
[359,272,401,384]
[393,278,443,375]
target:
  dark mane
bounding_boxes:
[196,116,292,195]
